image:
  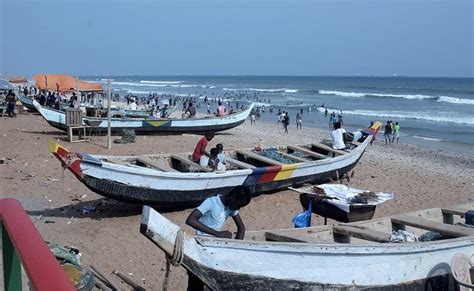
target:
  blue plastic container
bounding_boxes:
[465,210,474,225]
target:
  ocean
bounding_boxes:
[84,76,474,155]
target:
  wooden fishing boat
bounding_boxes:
[34,99,253,134]
[18,94,69,112]
[49,122,380,206]
[141,202,474,290]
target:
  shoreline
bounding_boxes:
[1,111,473,290]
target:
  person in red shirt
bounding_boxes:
[192,132,215,164]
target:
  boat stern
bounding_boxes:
[48,140,84,179]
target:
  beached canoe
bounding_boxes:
[18,94,70,112]
[33,99,254,134]
[49,122,380,206]
[141,202,474,290]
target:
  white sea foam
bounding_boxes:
[437,96,474,105]
[338,109,474,125]
[140,80,183,84]
[222,87,297,93]
[319,90,474,105]
[412,135,443,142]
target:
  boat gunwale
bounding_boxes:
[81,138,370,179]
[34,99,254,122]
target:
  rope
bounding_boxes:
[162,229,184,291]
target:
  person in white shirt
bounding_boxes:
[186,186,252,290]
[330,121,347,150]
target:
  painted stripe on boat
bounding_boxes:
[274,164,298,181]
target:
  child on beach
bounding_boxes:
[296,113,302,130]
[216,143,226,165]
[392,122,400,144]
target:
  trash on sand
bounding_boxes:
[47,177,60,182]
[36,214,43,220]
[82,205,96,214]
[45,220,56,224]
[80,194,87,199]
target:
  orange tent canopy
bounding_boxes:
[33,74,103,92]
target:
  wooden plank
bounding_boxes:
[226,157,256,169]
[106,157,129,166]
[287,145,327,159]
[391,215,474,237]
[171,154,212,172]
[137,156,179,172]
[442,206,467,217]
[236,150,285,166]
[265,231,330,244]
[311,142,346,155]
[351,140,362,146]
[332,224,390,243]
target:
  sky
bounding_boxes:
[1,0,473,77]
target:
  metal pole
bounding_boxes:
[75,76,80,108]
[107,78,112,149]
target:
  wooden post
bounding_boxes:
[107,78,112,149]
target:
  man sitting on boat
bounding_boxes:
[183,102,196,118]
[192,132,214,166]
[185,186,252,290]
[330,121,349,151]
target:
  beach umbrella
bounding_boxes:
[0,79,15,90]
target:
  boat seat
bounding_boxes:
[265,230,330,244]
[451,253,474,291]
[236,150,285,166]
[442,206,468,224]
[350,140,362,146]
[287,145,327,159]
[106,158,129,166]
[288,145,327,159]
[171,154,212,172]
[391,215,474,237]
[136,156,179,172]
[332,224,390,243]
[311,142,347,156]
[226,157,256,169]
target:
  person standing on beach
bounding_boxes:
[392,122,400,144]
[192,132,214,165]
[250,108,256,125]
[384,121,392,145]
[283,112,290,133]
[186,186,252,291]
[296,113,302,129]
[217,101,225,116]
[5,90,17,117]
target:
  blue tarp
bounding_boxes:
[0,79,15,91]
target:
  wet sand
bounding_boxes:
[1,111,473,289]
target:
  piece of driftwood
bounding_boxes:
[90,265,120,291]
[113,270,145,291]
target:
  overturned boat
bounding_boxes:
[34,100,253,134]
[49,122,380,206]
[141,202,474,290]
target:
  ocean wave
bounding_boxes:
[437,96,474,105]
[140,80,183,84]
[319,90,474,105]
[412,135,443,142]
[337,110,474,125]
[222,87,297,93]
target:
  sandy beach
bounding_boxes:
[1,111,473,290]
